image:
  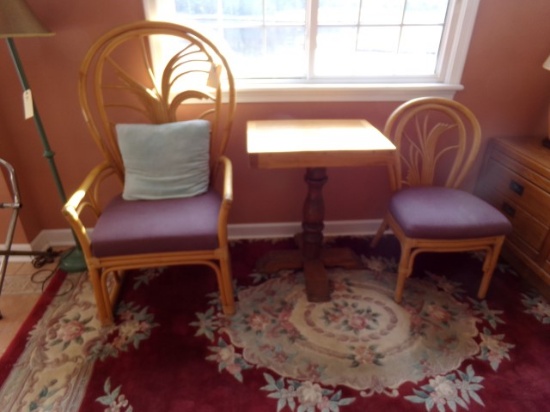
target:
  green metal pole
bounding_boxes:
[6,38,86,273]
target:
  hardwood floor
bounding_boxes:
[0,258,60,358]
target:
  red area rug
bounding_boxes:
[0,237,548,411]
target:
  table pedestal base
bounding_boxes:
[255,167,366,302]
[254,247,364,301]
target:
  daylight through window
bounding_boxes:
[143,0,480,102]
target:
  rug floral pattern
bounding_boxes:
[0,268,161,411]
[192,256,524,412]
[217,268,481,390]
[0,245,548,411]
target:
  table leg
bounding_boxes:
[302,167,330,301]
[254,167,363,301]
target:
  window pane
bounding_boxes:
[175,0,217,14]
[318,0,361,24]
[158,0,460,82]
[222,1,262,17]
[404,0,448,24]
[226,26,306,78]
[396,25,442,75]
[315,25,440,78]
[358,27,400,54]
[174,1,306,26]
[317,27,358,53]
[399,26,443,55]
[316,27,401,77]
[174,0,307,79]
[360,0,405,25]
[315,27,353,76]
[265,0,306,23]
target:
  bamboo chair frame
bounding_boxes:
[62,21,236,325]
[371,97,506,302]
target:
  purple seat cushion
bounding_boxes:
[91,189,221,258]
[389,187,512,239]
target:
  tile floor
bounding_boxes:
[0,257,60,358]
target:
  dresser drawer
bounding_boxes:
[480,155,550,222]
[479,185,548,256]
[489,142,550,194]
[477,137,550,294]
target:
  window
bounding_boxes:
[143,0,480,102]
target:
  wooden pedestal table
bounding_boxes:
[247,119,396,302]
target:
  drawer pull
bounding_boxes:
[509,180,524,195]
[502,202,516,217]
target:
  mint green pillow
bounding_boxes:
[116,120,210,200]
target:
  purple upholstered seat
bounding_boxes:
[389,187,512,239]
[91,189,221,258]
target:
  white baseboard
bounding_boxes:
[32,229,73,251]
[227,219,383,239]
[2,219,383,262]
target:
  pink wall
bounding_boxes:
[0,0,549,243]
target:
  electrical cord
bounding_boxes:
[30,261,62,292]
[31,247,60,268]
[29,248,82,297]
[0,248,81,320]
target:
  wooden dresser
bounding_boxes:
[476,137,550,296]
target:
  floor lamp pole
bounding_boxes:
[6,38,86,273]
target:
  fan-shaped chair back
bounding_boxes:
[79,21,236,185]
[384,97,481,191]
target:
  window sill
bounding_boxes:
[233,82,464,103]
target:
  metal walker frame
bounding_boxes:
[0,159,21,319]
[0,159,58,319]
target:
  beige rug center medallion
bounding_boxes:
[225,269,480,390]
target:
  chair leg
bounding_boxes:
[88,267,112,325]
[370,216,389,248]
[395,245,413,303]
[477,238,505,299]
[218,255,236,316]
[103,270,124,324]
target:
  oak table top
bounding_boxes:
[247,118,396,169]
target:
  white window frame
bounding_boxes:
[143,0,480,103]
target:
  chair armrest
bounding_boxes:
[219,155,233,204]
[61,161,119,260]
[216,155,233,243]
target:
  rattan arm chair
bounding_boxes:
[62,21,236,325]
